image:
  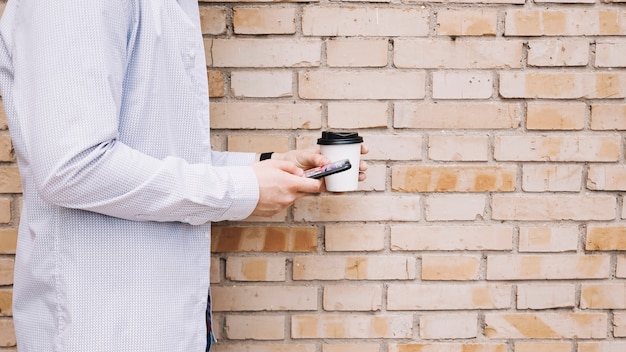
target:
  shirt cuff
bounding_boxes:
[219,165,259,221]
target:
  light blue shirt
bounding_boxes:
[0,1,260,351]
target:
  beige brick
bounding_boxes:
[211,226,318,253]
[212,286,317,311]
[579,342,626,352]
[323,285,382,311]
[210,102,322,130]
[294,195,420,222]
[323,344,380,352]
[360,134,422,161]
[486,254,610,280]
[425,195,486,221]
[231,71,292,98]
[233,7,295,34]
[494,135,621,162]
[0,318,14,347]
[394,39,521,68]
[421,255,481,281]
[291,314,413,339]
[390,343,506,352]
[213,344,315,352]
[0,229,17,254]
[227,135,289,153]
[394,102,521,129]
[0,289,12,317]
[588,165,626,191]
[356,164,386,192]
[212,39,320,67]
[526,101,586,130]
[208,70,224,98]
[499,72,626,99]
[0,198,11,224]
[522,164,583,192]
[225,315,285,340]
[518,226,579,252]
[302,7,429,37]
[428,135,489,161]
[0,135,13,162]
[199,6,226,35]
[613,312,626,337]
[390,225,513,251]
[484,312,606,339]
[419,313,477,339]
[527,39,589,66]
[293,255,416,280]
[436,9,498,36]
[596,39,626,67]
[0,167,21,193]
[516,284,575,309]
[298,70,425,100]
[210,257,220,284]
[591,104,626,130]
[325,225,385,252]
[0,258,13,286]
[514,342,572,352]
[226,257,286,282]
[504,9,626,36]
[432,71,493,99]
[498,194,617,221]
[392,165,516,192]
[326,39,388,67]
[387,284,511,310]
[586,226,626,250]
[327,102,388,129]
[617,255,626,278]
[581,283,626,309]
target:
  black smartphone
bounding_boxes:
[304,159,352,179]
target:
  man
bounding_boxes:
[0,1,367,351]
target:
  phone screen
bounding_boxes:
[304,159,352,179]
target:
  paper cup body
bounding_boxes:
[317,132,363,192]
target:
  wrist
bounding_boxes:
[259,152,274,161]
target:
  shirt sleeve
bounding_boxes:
[0,1,259,225]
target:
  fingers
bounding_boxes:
[294,150,328,170]
[265,159,304,176]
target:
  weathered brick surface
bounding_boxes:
[527,39,589,67]
[7,0,626,349]
[486,254,610,280]
[392,165,516,192]
[291,314,413,339]
[516,283,575,309]
[293,255,416,280]
[484,312,607,339]
[390,225,513,251]
[387,284,511,310]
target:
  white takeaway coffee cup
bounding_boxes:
[317,131,363,192]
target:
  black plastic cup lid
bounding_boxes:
[317,131,363,145]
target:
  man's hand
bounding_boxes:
[250,159,323,217]
[270,146,330,170]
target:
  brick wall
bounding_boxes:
[2,0,626,351]
[203,0,626,350]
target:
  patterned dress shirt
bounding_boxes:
[0,1,260,351]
